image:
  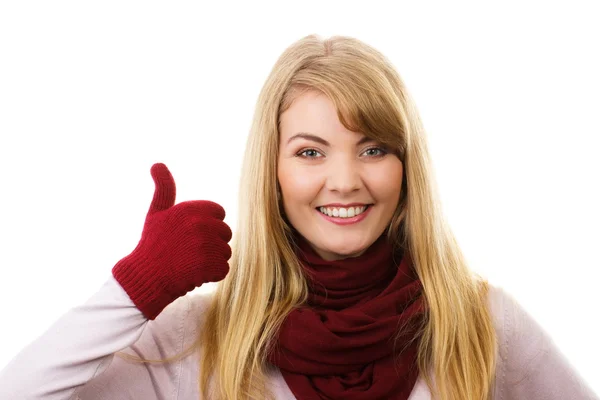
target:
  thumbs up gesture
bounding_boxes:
[112,163,232,320]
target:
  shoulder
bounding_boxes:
[150,288,215,350]
[484,283,539,395]
[186,289,215,322]
[484,283,597,398]
[183,289,215,342]
[485,282,549,364]
[484,283,511,343]
[485,282,540,368]
[117,286,216,359]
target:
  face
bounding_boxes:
[277,90,404,261]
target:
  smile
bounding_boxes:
[318,205,368,218]
[315,205,373,225]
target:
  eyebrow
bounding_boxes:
[286,132,374,147]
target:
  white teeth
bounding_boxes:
[318,205,368,218]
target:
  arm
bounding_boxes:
[499,288,598,399]
[0,276,190,400]
[0,163,230,399]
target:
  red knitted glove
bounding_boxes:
[112,163,232,320]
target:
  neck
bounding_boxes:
[294,233,401,310]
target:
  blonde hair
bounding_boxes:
[118,34,497,400]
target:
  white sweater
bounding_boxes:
[0,277,597,399]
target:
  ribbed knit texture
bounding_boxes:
[269,233,426,400]
[112,163,232,320]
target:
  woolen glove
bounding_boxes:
[112,163,232,320]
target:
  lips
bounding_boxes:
[315,204,373,225]
[317,202,370,208]
[317,204,370,217]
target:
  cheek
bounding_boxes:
[278,164,322,206]
[370,162,403,203]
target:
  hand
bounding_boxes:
[112,163,232,320]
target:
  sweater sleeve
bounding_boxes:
[0,276,192,400]
[499,288,598,400]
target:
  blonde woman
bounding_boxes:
[0,35,597,400]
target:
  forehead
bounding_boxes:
[279,90,362,142]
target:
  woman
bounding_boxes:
[0,35,596,400]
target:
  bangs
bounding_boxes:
[283,60,408,161]
[331,85,406,160]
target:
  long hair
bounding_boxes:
[200,34,497,399]
[118,34,498,400]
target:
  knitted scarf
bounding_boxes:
[268,234,426,399]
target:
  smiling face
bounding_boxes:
[277,90,404,261]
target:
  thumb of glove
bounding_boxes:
[147,163,176,216]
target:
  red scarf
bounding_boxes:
[268,234,426,400]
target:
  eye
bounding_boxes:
[296,148,323,158]
[362,147,387,157]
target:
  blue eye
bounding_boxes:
[363,147,387,157]
[296,147,387,159]
[297,149,323,158]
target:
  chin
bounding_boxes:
[319,240,369,259]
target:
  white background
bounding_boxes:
[1,0,598,393]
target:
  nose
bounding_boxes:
[325,157,362,195]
